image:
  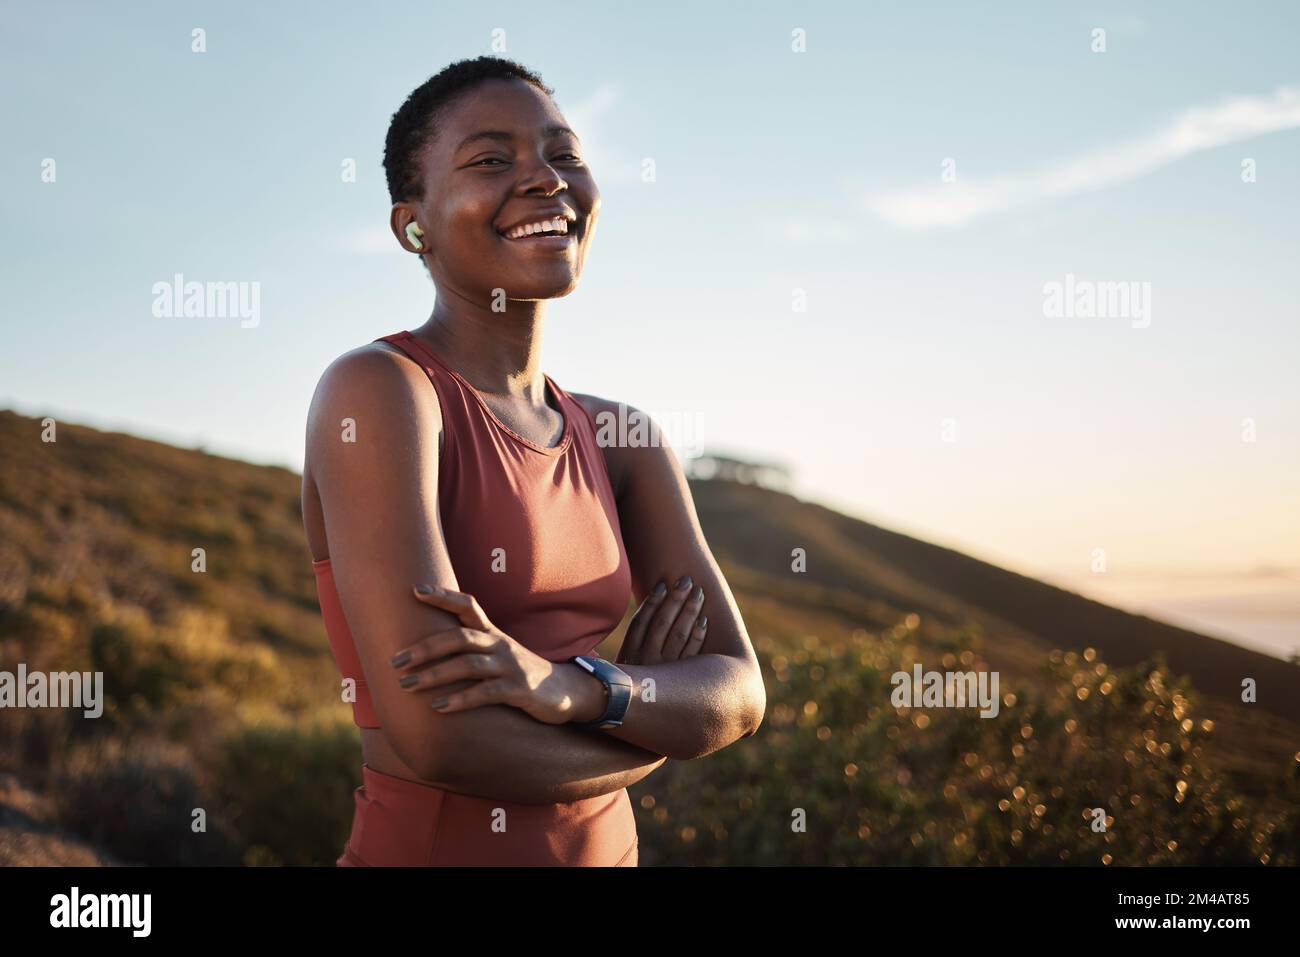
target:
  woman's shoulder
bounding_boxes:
[567,392,666,444]
[306,341,443,454]
[568,391,641,424]
[567,392,678,498]
[567,390,614,421]
[313,340,434,401]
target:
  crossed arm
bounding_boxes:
[569,392,766,760]
[305,345,765,804]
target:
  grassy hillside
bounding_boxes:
[687,480,1300,784]
[1,409,1296,865]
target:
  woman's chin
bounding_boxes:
[509,274,582,300]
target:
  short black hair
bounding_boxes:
[383,56,553,204]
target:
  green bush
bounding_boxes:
[216,721,360,866]
[630,629,1299,865]
[53,737,239,865]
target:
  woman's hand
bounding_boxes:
[617,575,708,666]
[394,585,602,725]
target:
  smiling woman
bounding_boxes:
[299,56,765,867]
[383,60,598,298]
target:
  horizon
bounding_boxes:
[3,402,1293,663]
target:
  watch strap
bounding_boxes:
[570,655,633,729]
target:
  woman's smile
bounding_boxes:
[496,207,579,250]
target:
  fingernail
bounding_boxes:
[430,698,449,710]
[699,616,708,629]
[652,582,667,597]
[675,575,692,591]
[399,674,418,689]
[415,584,433,595]
[693,586,704,602]
[391,650,411,667]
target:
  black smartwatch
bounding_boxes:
[569,655,633,729]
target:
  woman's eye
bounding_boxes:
[554,153,582,163]
[471,157,507,167]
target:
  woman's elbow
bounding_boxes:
[734,668,767,741]
[743,673,767,737]
[679,670,767,761]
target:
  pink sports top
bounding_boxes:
[310,331,639,866]
[313,330,633,728]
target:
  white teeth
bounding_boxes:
[504,217,570,239]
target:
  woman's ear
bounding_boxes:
[391,204,427,253]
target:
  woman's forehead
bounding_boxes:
[436,80,567,146]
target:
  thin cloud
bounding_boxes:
[562,84,620,134]
[561,84,644,186]
[344,223,395,255]
[864,86,1300,229]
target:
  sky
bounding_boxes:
[2,1,1297,658]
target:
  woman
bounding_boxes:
[300,56,766,866]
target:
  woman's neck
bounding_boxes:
[413,294,549,401]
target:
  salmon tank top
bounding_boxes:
[311,331,639,866]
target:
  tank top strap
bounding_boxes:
[376,330,581,459]
[545,376,600,450]
[375,330,444,374]
[373,330,480,460]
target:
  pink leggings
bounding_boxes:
[337,764,639,867]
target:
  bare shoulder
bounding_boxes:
[568,391,628,423]
[309,343,439,435]
[313,341,428,401]
[304,340,445,486]
[568,393,682,500]
[568,392,672,451]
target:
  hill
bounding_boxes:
[688,480,1300,778]
[0,408,1296,865]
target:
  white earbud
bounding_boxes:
[405,221,425,251]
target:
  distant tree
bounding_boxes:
[685,451,793,491]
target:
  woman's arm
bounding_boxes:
[306,345,665,802]
[573,395,768,761]
[402,700,667,804]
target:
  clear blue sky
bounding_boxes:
[2,1,1297,655]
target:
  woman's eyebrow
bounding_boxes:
[453,125,579,153]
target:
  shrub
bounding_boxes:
[217,720,360,866]
[629,629,1299,866]
[53,737,238,865]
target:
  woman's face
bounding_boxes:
[402,78,600,302]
